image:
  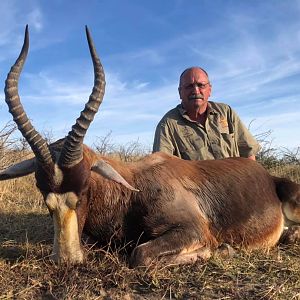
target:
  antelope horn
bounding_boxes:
[4,25,53,166]
[58,26,105,168]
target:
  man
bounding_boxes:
[153,67,260,160]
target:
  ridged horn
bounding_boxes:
[58,26,105,168]
[4,25,53,166]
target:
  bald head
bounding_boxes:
[179,67,210,88]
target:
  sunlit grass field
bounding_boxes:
[0,139,300,299]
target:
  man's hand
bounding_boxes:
[248,155,256,161]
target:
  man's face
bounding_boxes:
[178,68,211,113]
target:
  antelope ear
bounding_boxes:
[91,159,139,192]
[0,158,36,180]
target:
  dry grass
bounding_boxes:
[269,164,300,182]
[1,158,300,299]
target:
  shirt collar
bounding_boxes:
[178,101,218,119]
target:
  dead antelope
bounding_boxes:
[1,26,300,267]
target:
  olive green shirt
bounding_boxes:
[153,102,260,160]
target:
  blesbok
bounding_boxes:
[1,26,300,267]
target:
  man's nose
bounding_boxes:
[191,84,201,92]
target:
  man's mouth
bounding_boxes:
[188,94,204,101]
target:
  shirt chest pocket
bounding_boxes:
[175,126,206,153]
[183,127,206,149]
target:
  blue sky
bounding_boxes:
[0,0,300,152]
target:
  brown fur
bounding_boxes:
[34,143,299,267]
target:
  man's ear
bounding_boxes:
[178,86,182,100]
[206,83,212,98]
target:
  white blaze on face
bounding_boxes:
[53,164,64,186]
[46,192,84,263]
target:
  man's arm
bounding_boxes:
[153,121,174,155]
[229,107,261,160]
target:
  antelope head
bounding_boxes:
[1,26,137,263]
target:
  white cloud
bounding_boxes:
[26,8,43,32]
